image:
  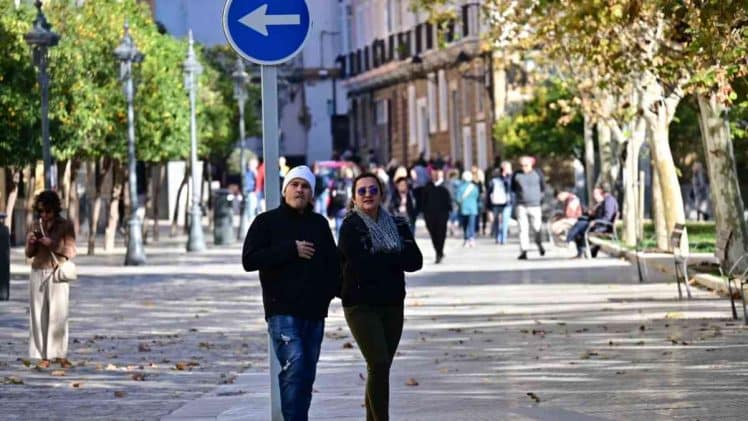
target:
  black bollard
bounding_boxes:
[213,189,235,246]
[0,212,10,301]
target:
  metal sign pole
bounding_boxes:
[261,64,282,421]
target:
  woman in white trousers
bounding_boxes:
[24,190,76,368]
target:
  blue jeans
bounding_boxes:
[460,214,476,240]
[267,315,324,421]
[491,205,512,244]
[566,218,590,257]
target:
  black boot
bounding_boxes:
[518,251,528,260]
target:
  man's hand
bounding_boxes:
[295,241,315,260]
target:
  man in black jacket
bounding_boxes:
[242,165,340,421]
[421,167,452,263]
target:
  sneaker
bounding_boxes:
[517,251,528,260]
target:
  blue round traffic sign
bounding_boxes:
[223,0,311,66]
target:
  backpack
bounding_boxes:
[489,177,507,205]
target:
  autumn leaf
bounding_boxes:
[138,343,151,352]
[405,378,419,386]
[131,373,146,381]
[3,376,24,385]
[342,342,354,349]
[71,382,83,388]
[114,391,127,398]
[50,370,66,377]
[527,392,541,403]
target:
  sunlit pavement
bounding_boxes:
[2,226,747,420]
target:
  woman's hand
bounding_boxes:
[38,236,52,247]
[27,233,37,246]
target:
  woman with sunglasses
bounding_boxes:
[24,190,76,369]
[338,173,423,421]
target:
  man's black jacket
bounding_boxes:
[242,201,340,320]
[420,181,452,216]
[338,212,423,307]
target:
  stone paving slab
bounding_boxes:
[3,230,748,420]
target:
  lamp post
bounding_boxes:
[114,21,146,266]
[24,0,59,191]
[232,56,250,240]
[184,30,206,252]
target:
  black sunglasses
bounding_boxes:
[356,186,379,197]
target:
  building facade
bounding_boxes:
[337,0,507,169]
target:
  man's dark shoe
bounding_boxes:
[538,243,546,256]
[435,254,443,264]
[517,251,528,260]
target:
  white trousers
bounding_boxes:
[516,205,543,252]
[29,268,69,360]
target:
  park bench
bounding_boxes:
[714,228,748,322]
[671,223,694,300]
[583,216,618,259]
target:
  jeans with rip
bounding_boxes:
[267,315,324,421]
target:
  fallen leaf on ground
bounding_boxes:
[71,382,83,388]
[358,373,365,381]
[405,378,419,386]
[138,343,151,352]
[114,391,127,398]
[21,359,31,367]
[342,342,353,349]
[50,370,66,377]
[527,392,541,403]
[665,312,683,319]
[131,373,146,381]
[105,364,118,371]
[3,376,23,385]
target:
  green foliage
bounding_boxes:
[2,0,240,168]
[0,2,41,167]
[493,78,583,160]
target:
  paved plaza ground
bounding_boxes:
[1,226,747,420]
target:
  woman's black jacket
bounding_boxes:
[338,212,423,307]
[242,201,340,320]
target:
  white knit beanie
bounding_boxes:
[282,165,316,193]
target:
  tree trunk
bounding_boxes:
[104,161,123,252]
[4,168,21,232]
[621,116,646,247]
[61,160,71,212]
[648,113,687,252]
[583,114,595,206]
[596,121,615,187]
[24,166,37,238]
[651,160,668,251]
[87,159,111,255]
[151,163,164,242]
[697,93,748,269]
[171,166,189,237]
[67,159,81,236]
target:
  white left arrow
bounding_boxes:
[238,4,300,37]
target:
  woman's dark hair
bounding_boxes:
[348,172,385,211]
[34,190,62,217]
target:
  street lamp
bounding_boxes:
[184,30,206,252]
[24,0,59,191]
[114,21,146,266]
[232,56,250,240]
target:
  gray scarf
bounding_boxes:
[353,206,402,253]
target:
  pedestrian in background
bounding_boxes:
[338,173,423,421]
[487,166,510,244]
[445,168,460,237]
[388,176,417,233]
[456,171,480,247]
[421,167,452,263]
[245,158,259,222]
[242,165,340,421]
[25,190,76,369]
[511,156,546,259]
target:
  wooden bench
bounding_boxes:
[583,218,618,259]
[671,223,693,300]
[714,228,748,322]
